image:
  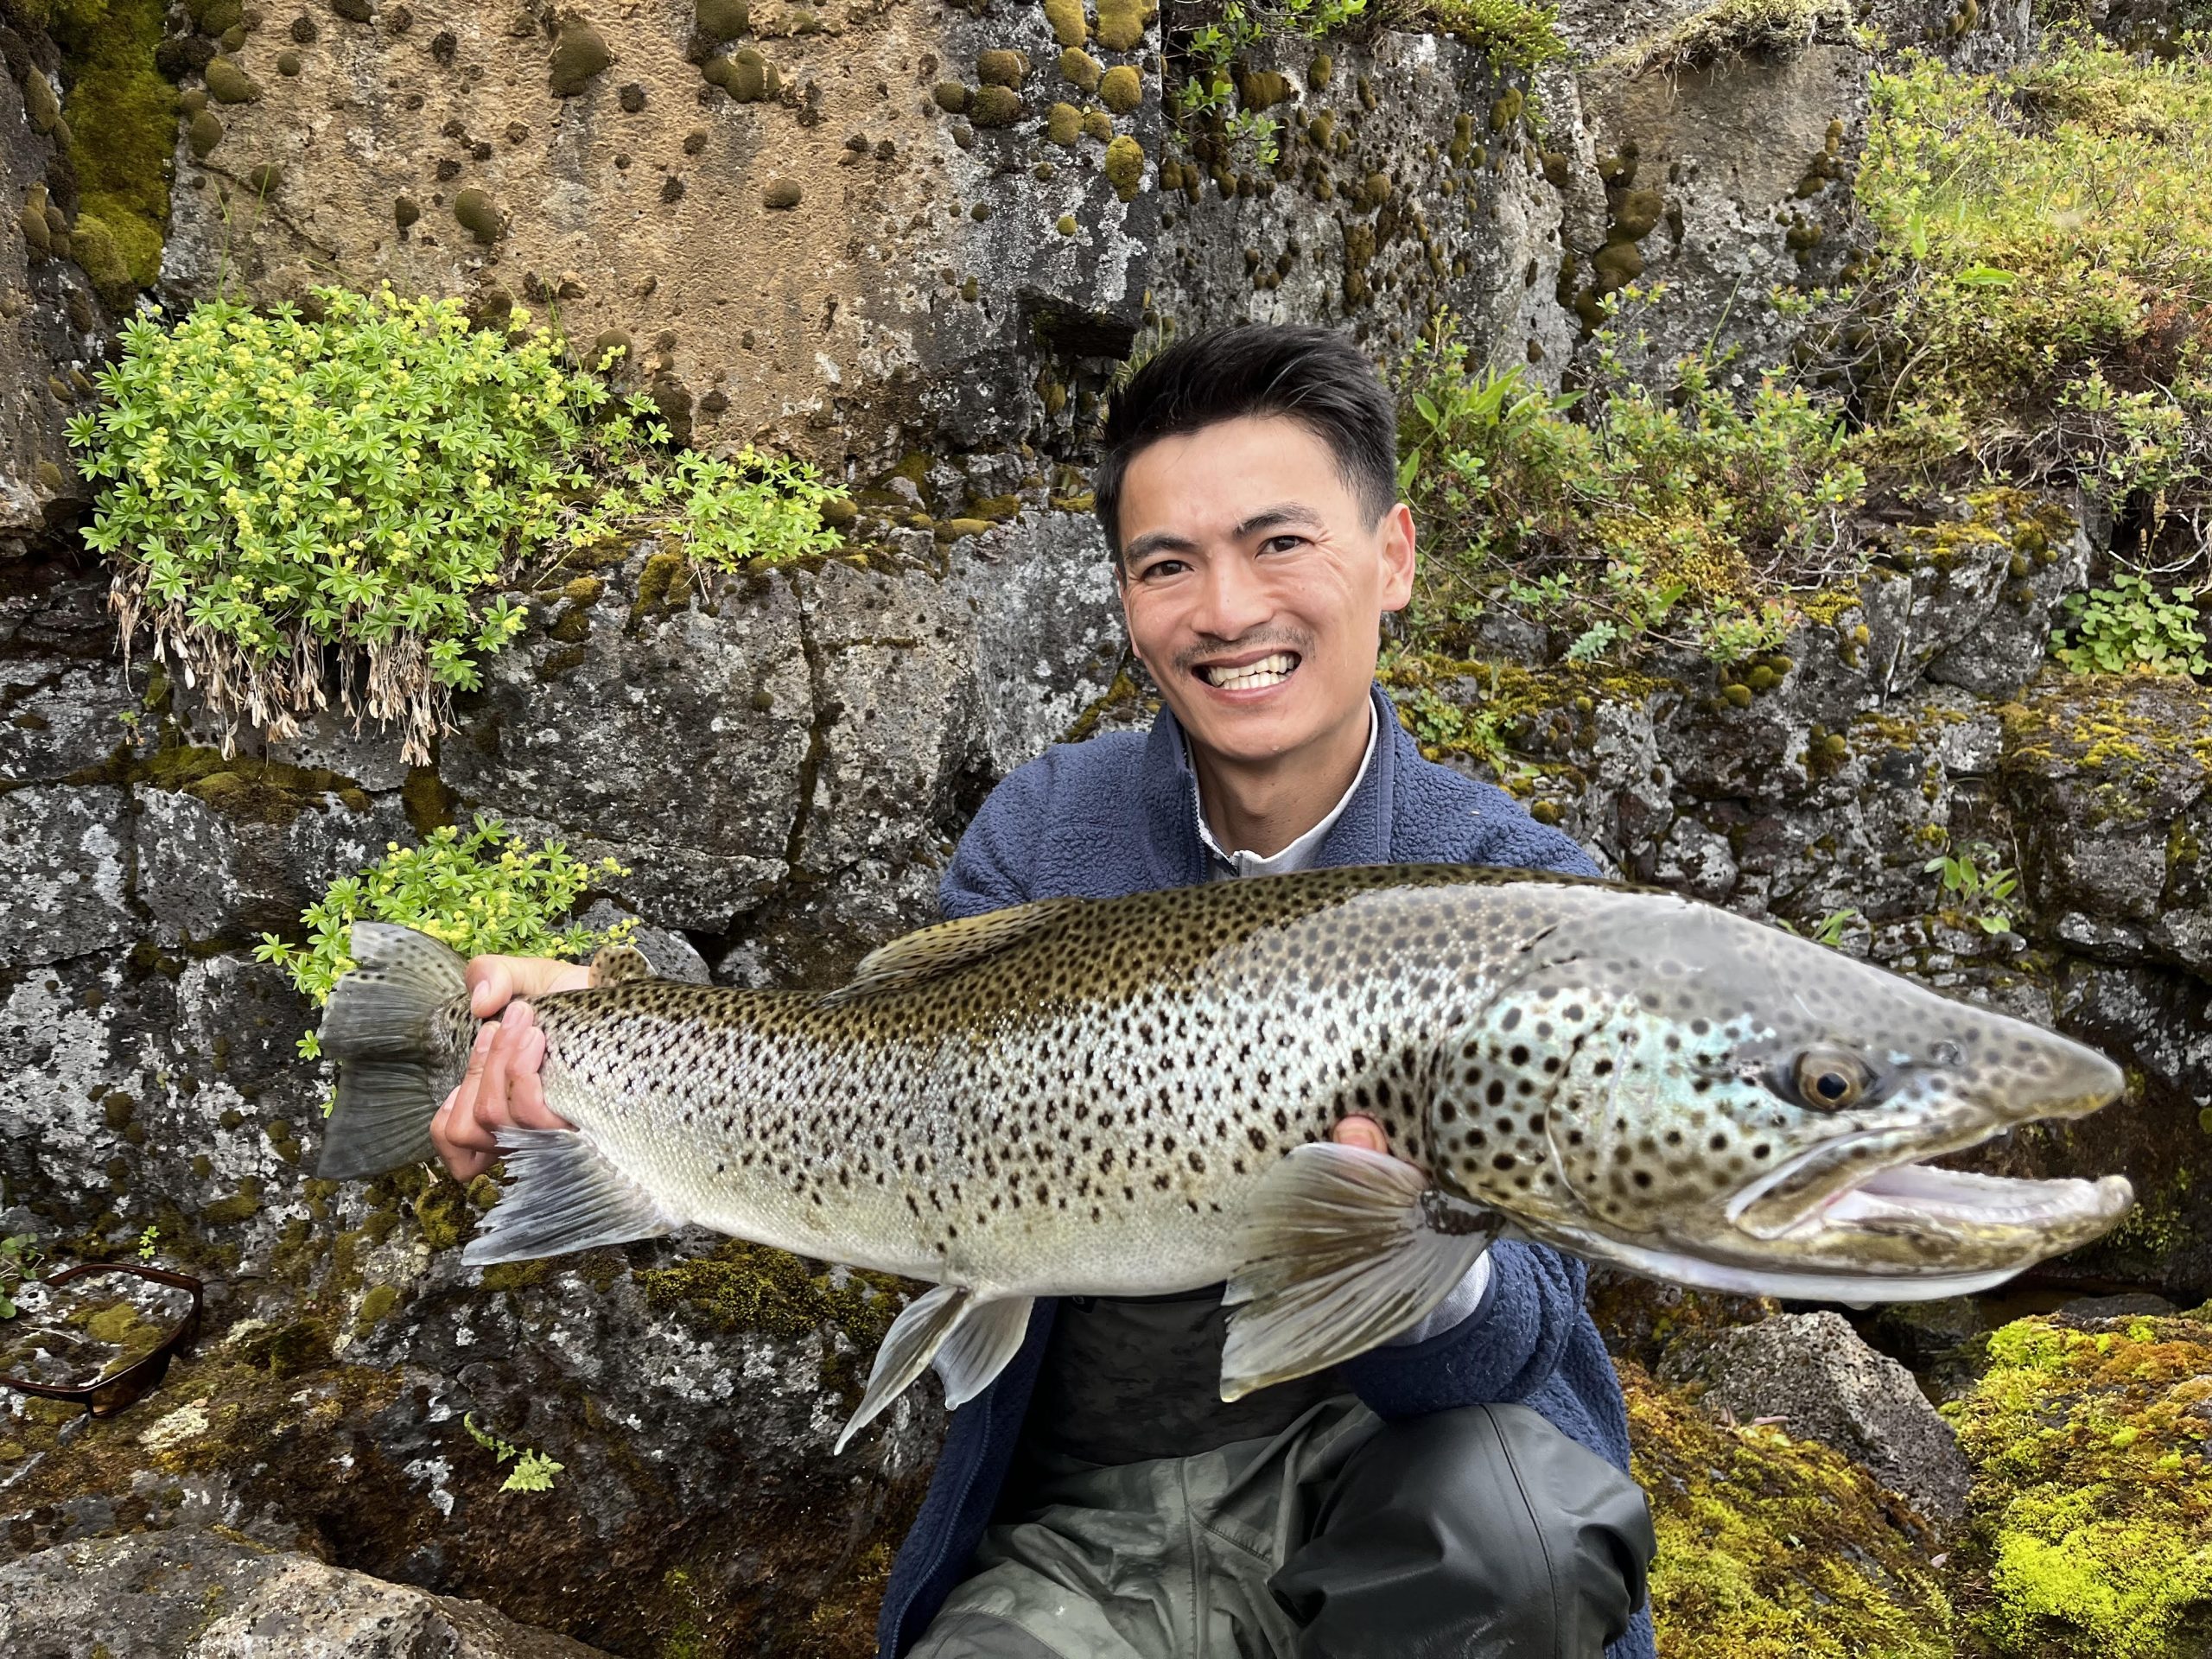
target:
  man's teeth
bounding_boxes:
[1200,653,1297,690]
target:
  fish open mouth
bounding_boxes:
[1726,1124,2135,1271]
[1196,651,1300,692]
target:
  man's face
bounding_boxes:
[1114,414,1415,772]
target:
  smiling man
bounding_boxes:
[435,326,1656,1659]
[879,327,1656,1659]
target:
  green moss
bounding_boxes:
[1625,1359,1955,1656]
[1103,133,1147,199]
[969,84,1022,126]
[1098,63,1141,113]
[1046,100,1084,145]
[50,0,175,294]
[634,1239,907,1392]
[696,0,750,41]
[1095,0,1154,51]
[976,48,1027,87]
[202,54,259,103]
[1058,47,1102,93]
[67,213,135,311]
[354,1282,398,1332]
[411,1177,474,1253]
[550,20,613,97]
[480,1259,552,1292]
[1946,1311,2212,1657]
[1045,0,1087,46]
[202,1179,262,1227]
[452,187,505,244]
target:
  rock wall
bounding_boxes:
[3,0,2209,1655]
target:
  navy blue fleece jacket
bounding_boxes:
[874,684,1654,1659]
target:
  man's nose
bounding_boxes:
[1188,552,1273,641]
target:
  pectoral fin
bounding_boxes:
[461,1128,680,1267]
[835,1285,1031,1453]
[1220,1143,1498,1402]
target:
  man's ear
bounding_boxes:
[1377,502,1417,613]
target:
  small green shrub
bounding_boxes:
[1397,296,1866,664]
[1847,40,2212,531]
[604,447,847,572]
[71,287,849,765]
[253,812,633,1059]
[2053,573,2211,677]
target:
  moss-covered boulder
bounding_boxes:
[1943,1308,2212,1658]
[1624,1359,1955,1658]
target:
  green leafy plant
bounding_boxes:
[463,1409,565,1493]
[253,812,633,1062]
[69,287,849,766]
[1776,907,1864,946]
[136,1224,159,1263]
[2053,573,2210,677]
[1169,0,1367,169]
[0,1233,43,1320]
[1844,39,2212,535]
[1396,296,1866,664]
[1925,843,2020,934]
[603,447,847,574]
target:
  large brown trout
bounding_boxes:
[316,866,2132,1450]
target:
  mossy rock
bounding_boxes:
[1058,47,1102,93]
[976,48,1027,88]
[696,0,750,41]
[1625,1359,1955,1656]
[709,45,779,101]
[550,20,613,96]
[969,84,1023,127]
[1046,100,1083,144]
[203,54,260,103]
[1943,1310,2212,1658]
[67,213,136,311]
[1095,0,1155,51]
[50,0,176,291]
[931,79,970,112]
[1098,63,1141,114]
[453,187,505,244]
[1103,133,1145,200]
[1044,0,1087,46]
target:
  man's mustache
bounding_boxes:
[1170,632,1314,676]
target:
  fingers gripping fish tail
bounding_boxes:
[315,923,470,1181]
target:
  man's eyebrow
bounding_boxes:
[1122,528,1200,565]
[1233,503,1326,538]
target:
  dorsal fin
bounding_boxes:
[588,942,657,986]
[818,898,1082,1007]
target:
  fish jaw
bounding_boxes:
[1428,889,2136,1297]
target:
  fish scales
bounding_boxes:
[518,866,1585,1295]
[319,864,2133,1440]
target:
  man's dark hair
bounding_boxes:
[1093,324,1398,563]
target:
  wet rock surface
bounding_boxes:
[1661,1310,1975,1524]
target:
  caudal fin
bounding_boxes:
[315,922,468,1180]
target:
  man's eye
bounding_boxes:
[1260,535,1306,554]
[1138,559,1186,580]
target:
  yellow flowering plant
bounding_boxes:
[68,286,850,766]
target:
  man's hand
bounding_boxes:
[429,955,590,1183]
[1330,1115,1390,1156]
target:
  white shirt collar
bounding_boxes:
[1192,700,1378,880]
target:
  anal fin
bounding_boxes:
[835,1285,1030,1453]
[461,1128,680,1268]
[1221,1143,1497,1402]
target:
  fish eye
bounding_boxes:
[1789,1047,1870,1112]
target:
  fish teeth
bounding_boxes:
[1201,652,1296,690]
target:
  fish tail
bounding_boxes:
[315,922,471,1180]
